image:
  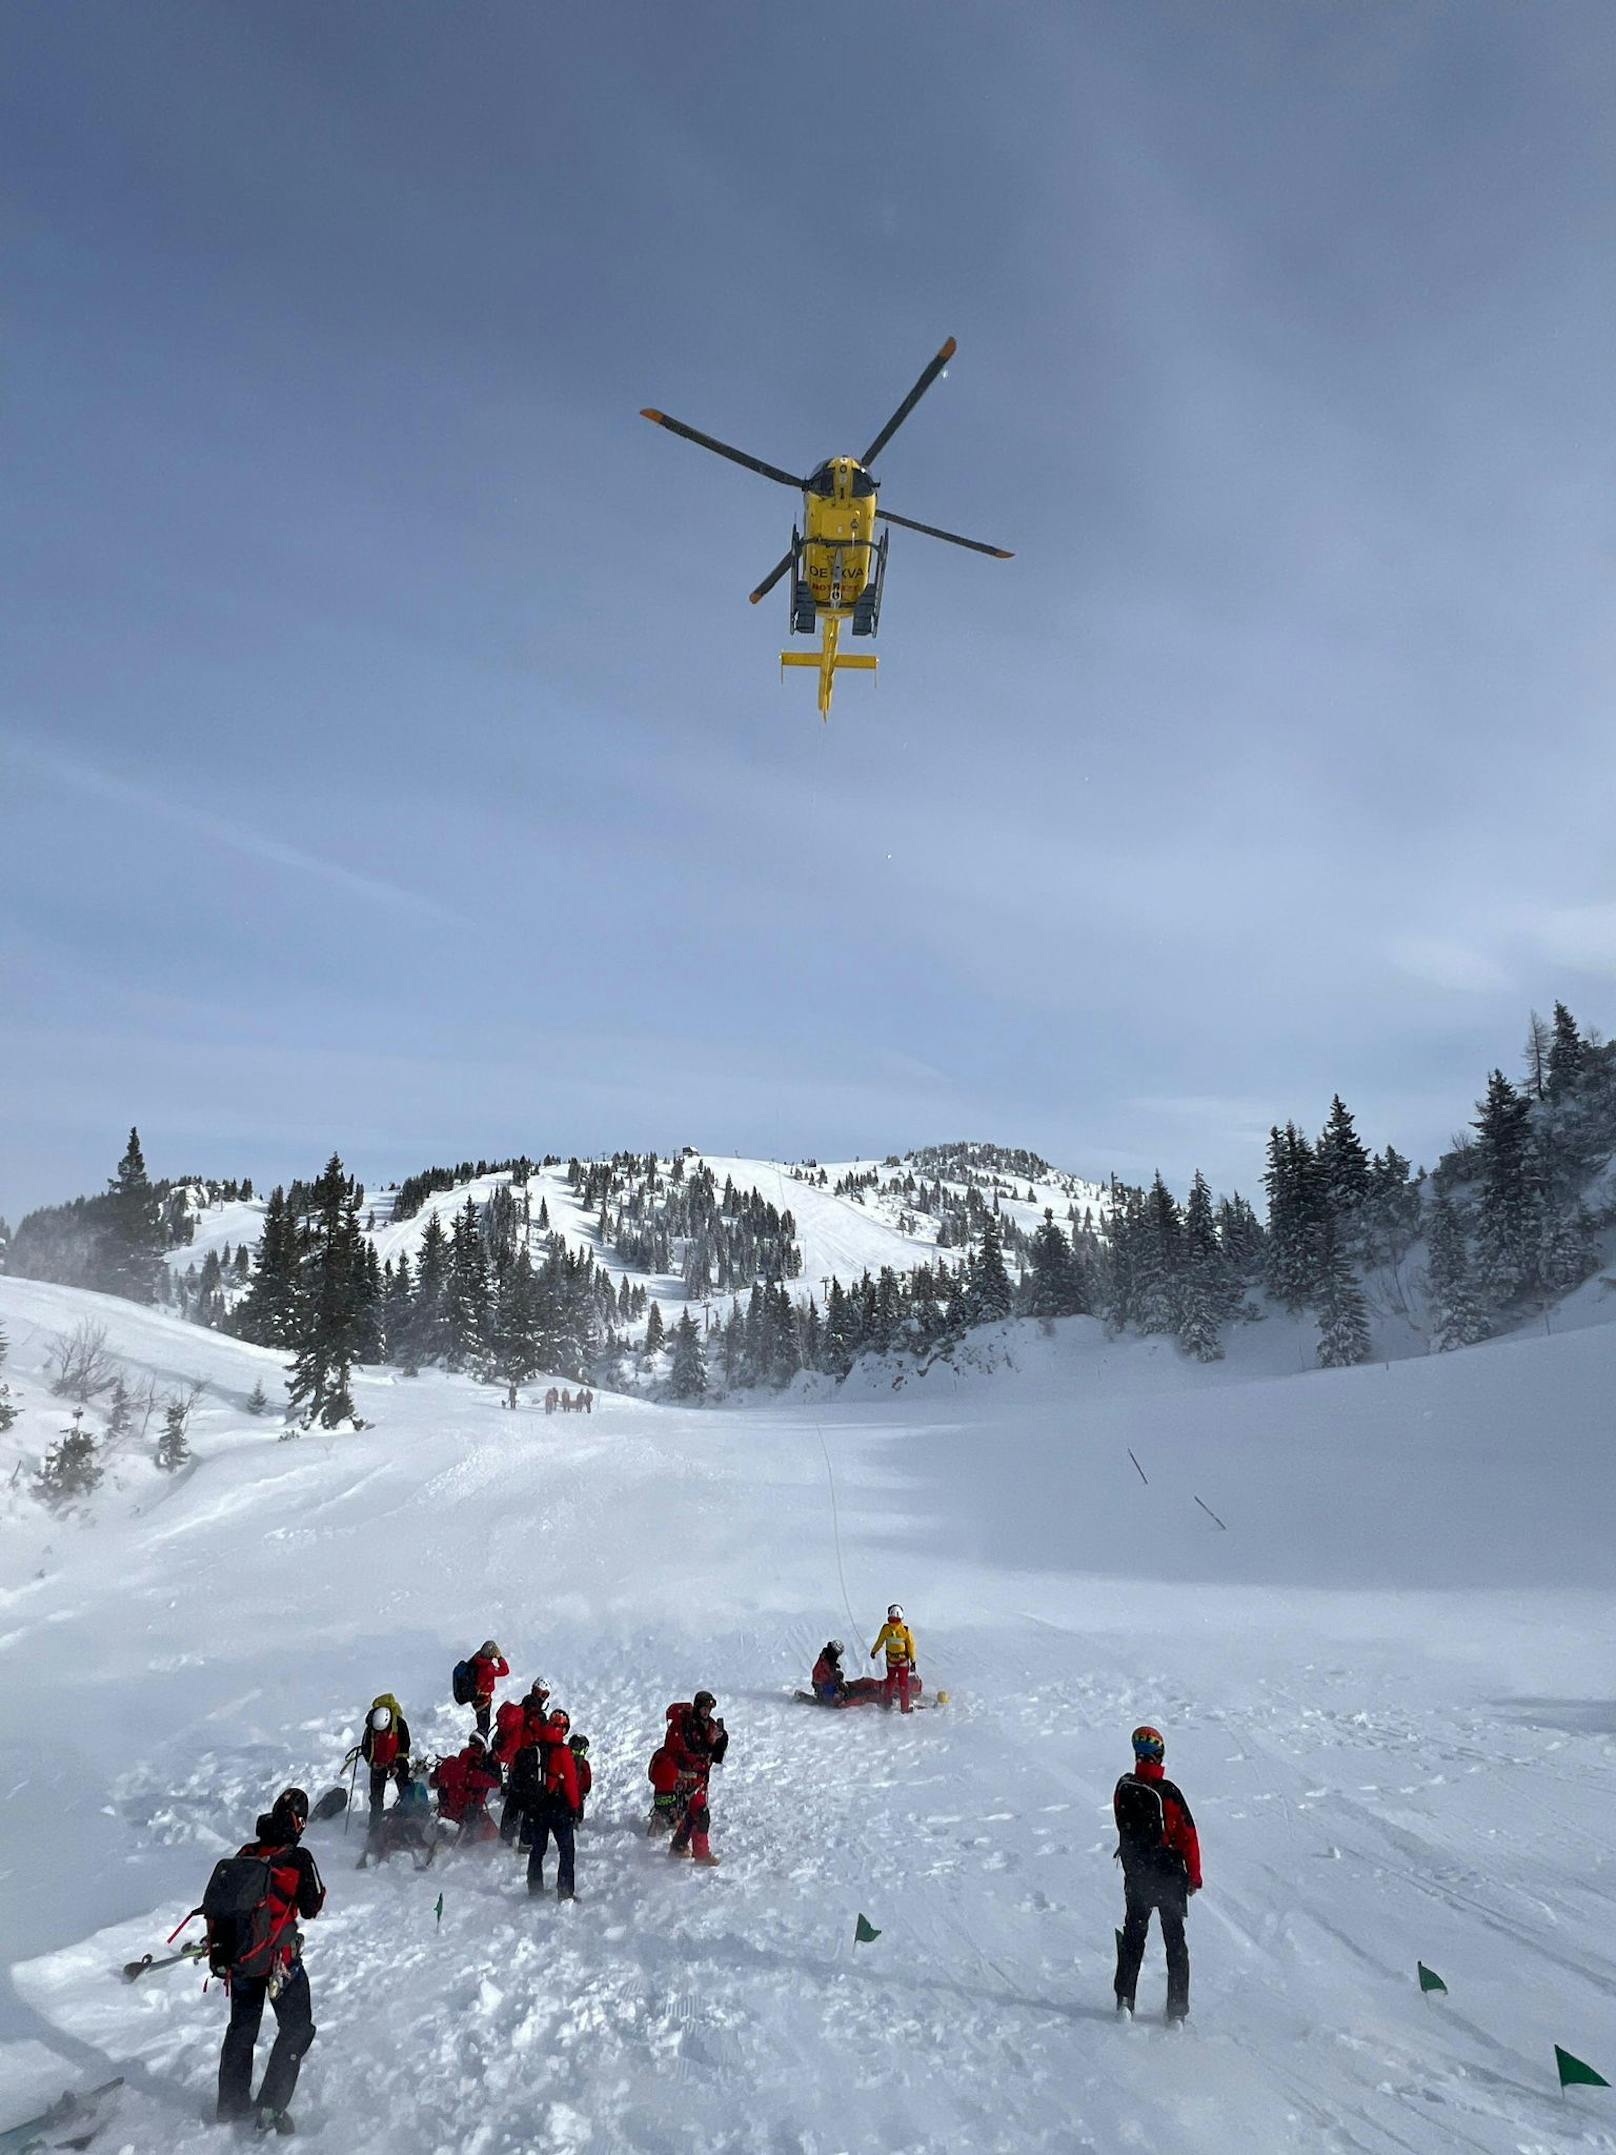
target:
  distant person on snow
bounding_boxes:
[467,1640,510,1736]
[215,1786,326,2134]
[360,1696,411,1828]
[869,1604,918,1713]
[512,1708,582,1899]
[431,1733,503,1842]
[667,1692,728,1866]
[1112,1725,1201,2023]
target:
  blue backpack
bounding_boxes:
[451,1659,476,1706]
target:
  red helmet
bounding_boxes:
[548,1708,571,1733]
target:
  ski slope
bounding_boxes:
[3,1274,1616,2151]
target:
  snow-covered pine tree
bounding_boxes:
[1025,1213,1088,1321]
[286,1154,365,1430]
[1136,1174,1182,1335]
[100,1128,166,1304]
[155,1398,190,1471]
[1522,1011,1553,1101]
[444,1200,490,1371]
[1423,1193,1489,1351]
[1546,1001,1587,1101]
[105,1376,132,1442]
[235,1187,303,1347]
[1177,1171,1228,1360]
[643,1299,666,1358]
[1264,1124,1323,1310]
[246,1378,270,1415]
[668,1309,708,1399]
[489,1249,544,1406]
[1317,1095,1372,1218]
[410,1212,452,1368]
[1470,1070,1538,1309]
[1315,1216,1371,1368]
[967,1214,1013,1325]
[36,1412,103,1505]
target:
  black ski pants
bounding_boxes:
[217,1962,315,2121]
[499,1789,529,1846]
[1116,1872,1189,2018]
[526,1805,576,1898]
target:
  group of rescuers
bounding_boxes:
[214,1613,1201,2132]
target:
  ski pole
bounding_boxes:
[343,1746,360,1837]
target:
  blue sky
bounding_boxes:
[4,0,1614,1220]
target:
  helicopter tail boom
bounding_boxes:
[780,614,876,722]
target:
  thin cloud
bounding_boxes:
[1,728,460,923]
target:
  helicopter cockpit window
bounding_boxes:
[850,470,877,499]
[807,466,837,498]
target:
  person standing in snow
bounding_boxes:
[1112,1725,1201,2023]
[215,1787,326,2134]
[869,1604,917,1713]
[359,1695,411,1829]
[495,1681,551,1843]
[466,1639,510,1736]
[514,1708,582,1900]
[568,1734,593,1821]
[667,1692,727,1866]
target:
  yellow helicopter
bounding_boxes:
[641,337,1012,720]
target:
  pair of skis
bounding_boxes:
[1,2078,123,2153]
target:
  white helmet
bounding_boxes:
[369,1706,392,1730]
[888,1603,904,1620]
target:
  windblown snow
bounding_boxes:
[3,1270,1616,2152]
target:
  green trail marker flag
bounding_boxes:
[434,1893,444,1926]
[1556,2046,1609,2091]
[854,1914,881,1945]
[1417,1963,1447,1995]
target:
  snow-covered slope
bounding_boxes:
[3,1272,1615,2151]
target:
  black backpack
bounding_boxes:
[451,1659,476,1706]
[1114,1773,1176,1869]
[200,1850,295,1980]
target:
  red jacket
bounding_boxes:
[1114,1760,1201,1891]
[648,1745,681,1797]
[668,1704,728,1780]
[433,1745,502,1824]
[469,1652,510,1703]
[542,1738,581,1814]
[491,1700,528,1768]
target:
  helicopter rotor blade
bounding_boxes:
[640,410,805,490]
[748,548,797,605]
[877,508,1013,559]
[860,337,957,469]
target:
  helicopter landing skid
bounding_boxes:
[781,614,876,722]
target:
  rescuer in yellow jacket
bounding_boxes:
[869,1604,917,1714]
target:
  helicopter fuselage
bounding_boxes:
[800,457,878,616]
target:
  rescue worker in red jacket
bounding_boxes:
[467,1639,510,1736]
[647,1710,684,1836]
[513,1708,582,1899]
[1112,1725,1202,2022]
[216,1787,326,2133]
[496,1682,551,1844]
[667,1692,727,1866]
[569,1734,593,1821]
[432,1733,503,1841]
